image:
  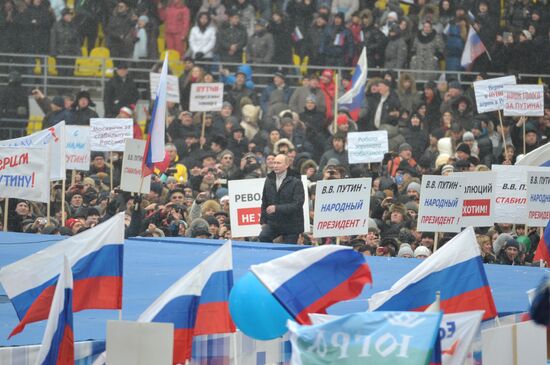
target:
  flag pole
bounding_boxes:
[232,331,239,365]
[522,118,526,155]
[433,232,439,251]
[47,183,51,225]
[200,112,206,149]
[61,179,66,226]
[3,198,8,232]
[109,152,114,191]
[333,72,339,135]
[497,110,507,153]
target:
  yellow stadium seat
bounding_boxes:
[47,57,58,76]
[81,47,88,57]
[33,58,41,75]
[74,47,114,77]
[66,0,74,9]
[158,37,166,54]
[160,49,184,77]
[27,116,44,135]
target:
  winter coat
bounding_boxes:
[379,123,406,153]
[216,21,248,62]
[403,124,429,160]
[286,0,315,38]
[247,30,275,64]
[36,97,74,128]
[0,10,19,53]
[269,19,293,65]
[103,75,140,117]
[70,107,98,126]
[233,2,255,37]
[17,4,54,54]
[189,25,217,59]
[361,91,401,131]
[260,83,293,115]
[305,23,327,64]
[260,168,305,235]
[444,22,465,71]
[158,2,190,36]
[358,9,388,67]
[318,148,349,172]
[331,0,360,21]
[289,86,327,115]
[384,33,408,69]
[50,19,81,56]
[198,0,227,27]
[410,30,444,80]
[106,10,135,58]
[320,23,355,66]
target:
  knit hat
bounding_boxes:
[462,131,475,142]
[504,238,520,250]
[407,182,421,194]
[65,218,78,229]
[52,96,64,108]
[399,143,412,153]
[205,215,220,227]
[336,114,348,126]
[456,143,471,156]
[405,201,419,213]
[441,164,455,175]
[305,94,317,104]
[414,246,431,258]
[397,243,414,258]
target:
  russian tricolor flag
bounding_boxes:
[515,143,550,167]
[337,47,367,120]
[0,213,124,337]
[461,26,487,68]
[250,245,372,325]
[533,220,550,264]
[369,227,497,320]
[142,53,168,177]
[35,256,74,365]
[137,241,235,364]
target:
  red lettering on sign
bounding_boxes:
[237,207,261,226]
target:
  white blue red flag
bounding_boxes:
[137,240,235,364]
[516,143,550,167]
[368,227,497,320]
[35,256,74,365]
[250,245,372,325]
[0,212,125,337]
[142,53,168,177]
[533,220,550,264]
[461,26,487,68]
[338,47,367,120]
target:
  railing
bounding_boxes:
[1,52,549,100]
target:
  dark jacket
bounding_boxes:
[216,21,248,63]
[106,10,135,58]
[17,3,54,54]
[260,168,305,234]
[50,19,81,56]
[70,106,98,126]
[103,74,140,117]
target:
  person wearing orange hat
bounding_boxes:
[319,69,335,121]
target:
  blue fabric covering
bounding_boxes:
[0,232,548,346]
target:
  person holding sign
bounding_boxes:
[259,154,305,244]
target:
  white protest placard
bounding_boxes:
[228,176,309,238]
[473,75,516,113]
[120,139,151,194]
[189,83,224,112]
[347,131,388,164]
[0,146,50,202]
[0,121,65,181]
[503,84,544,117]
[149,72,180,104]
[90,118,133,152]
[313,178,371,238]
[526,171,550,226]
[65,126,90,171]
[417,175,463,232]
[455,172,495,227]
[492,165,546,224]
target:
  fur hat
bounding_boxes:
[201,200,221,215]
[274,138,295,154]
[389,203,407,217]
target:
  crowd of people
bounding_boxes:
[0,0,550,268]
[0,0,550,73]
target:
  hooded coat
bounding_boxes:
[410,28,444,80]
